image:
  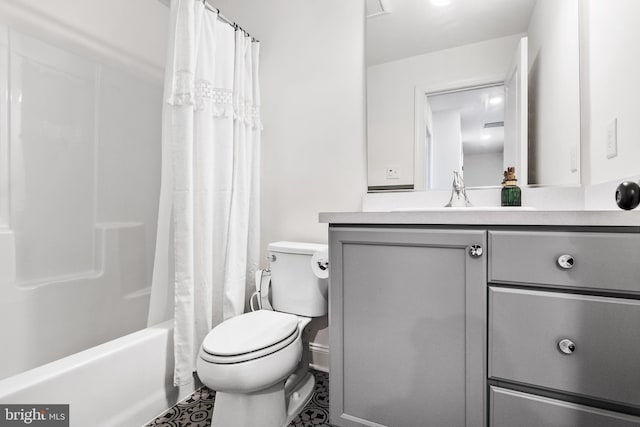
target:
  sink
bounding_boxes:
[391,206,537,212]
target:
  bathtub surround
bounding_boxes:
[0,0,167,81]
[151,0,262,386]
[0,13,163,380]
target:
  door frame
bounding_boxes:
[413,75,506,191]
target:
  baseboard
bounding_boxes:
[309,342,329,373]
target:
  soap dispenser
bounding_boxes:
[501,167,522,207]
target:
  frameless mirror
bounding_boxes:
[366,0,581,191]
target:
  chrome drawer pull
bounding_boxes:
[558,339,576,355]
[469,244,483,258]
[557,254,575,269]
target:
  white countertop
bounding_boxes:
[319,210,640,227]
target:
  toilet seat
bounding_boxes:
[200,310,300,364]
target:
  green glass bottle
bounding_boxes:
[501,167,522,207]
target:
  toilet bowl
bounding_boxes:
[196,241,328,427]
[196,310,303,393]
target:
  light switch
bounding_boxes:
[606,118,618,159]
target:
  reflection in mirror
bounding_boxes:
[366,0,580,192]
[582,0,640,186]
[425,85,505,190]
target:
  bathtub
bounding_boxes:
[0,321,196,427]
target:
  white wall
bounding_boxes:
[464,151,504,188]
[431,110,462,190]
[583,0,640,185]
[527,0,580,186]
[367,34,522,188]
[208,0,367,362]
[209,0,366,251]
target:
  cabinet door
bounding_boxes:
[329,227,487,427]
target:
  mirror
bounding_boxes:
[366,0,581,191]
[425,84,506,190]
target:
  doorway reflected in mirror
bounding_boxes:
[424,84,505,190]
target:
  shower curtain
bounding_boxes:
[149,0,262,386]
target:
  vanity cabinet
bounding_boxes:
[328,227,487,427]
[487,230,640,427]
[327,223,640,427]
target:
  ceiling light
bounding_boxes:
[489,96,503,105]
[482,134,491,140]
[430,0,452,6]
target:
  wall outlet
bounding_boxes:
[386,166,399,179]
[606,118,618,159]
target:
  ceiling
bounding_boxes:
[428,85,505,155]
[366,0,536,66]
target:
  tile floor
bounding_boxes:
[145,370,331,427]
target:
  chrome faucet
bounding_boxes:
[445,170,473,207]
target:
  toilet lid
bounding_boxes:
[201,310,299,357]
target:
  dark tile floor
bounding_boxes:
[145,370,331,427]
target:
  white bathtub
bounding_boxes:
[0,321,196,427]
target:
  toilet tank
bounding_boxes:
[268,241,328,317]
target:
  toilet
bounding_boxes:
[196,241,328,427]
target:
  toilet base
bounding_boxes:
[212,382,286,427]
[285,371,315,425]
[210,372,316,427]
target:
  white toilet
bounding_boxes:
[196,241,328,427]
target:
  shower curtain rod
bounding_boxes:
[202,0,259,43]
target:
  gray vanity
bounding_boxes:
[320,211,640,427]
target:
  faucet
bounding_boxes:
[445,171,473,207]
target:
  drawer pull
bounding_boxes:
[558,338,576,355]
[557,254,575,269]
[469,244,483,258]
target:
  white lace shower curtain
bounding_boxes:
[148,0,261,386]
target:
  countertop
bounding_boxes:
[319,209,640,228]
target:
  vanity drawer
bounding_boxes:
[489,231,640,293]
[489,287,640,407]
[490,387,640,427]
